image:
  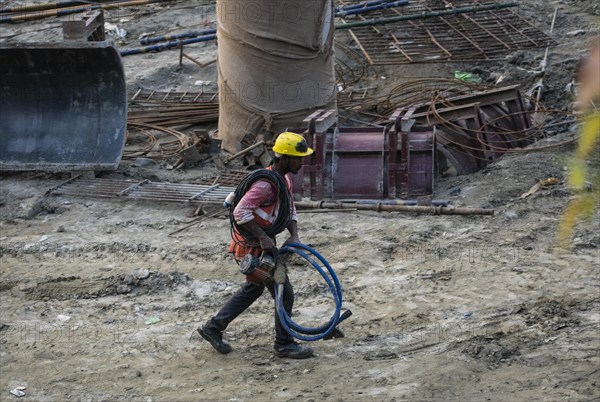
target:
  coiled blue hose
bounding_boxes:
[274,242,351,341]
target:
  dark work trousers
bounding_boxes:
[207,276,295,346]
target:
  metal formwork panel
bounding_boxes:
[291,125,435,200]
[331,128,387,199]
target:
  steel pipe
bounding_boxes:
[295,201,493,216]
[334,2,519,30]
[120,34,217,56]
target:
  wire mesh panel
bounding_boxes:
[51,177,236,205]
[337,0,556,64]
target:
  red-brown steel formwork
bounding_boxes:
[291,83,534,199]
[337,0,556,64]
[290,110,435,200]
[388,111,436,199]
[391,84,535,175]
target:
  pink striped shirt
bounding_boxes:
[233,174,297,225]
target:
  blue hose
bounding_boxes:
[274,242,351,342]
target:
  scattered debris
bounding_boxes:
[104,22,127,39]
[145,317,161,325]
[520,182,541,198]
[520,177,561,198]
[540,177,560,187]
[133,268,150,280]
[454,70,482,83]
[10,387,26,398]
[131,158,159,167]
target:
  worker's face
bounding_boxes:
[285,156,304,174]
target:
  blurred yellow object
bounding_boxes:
[558,39,600,248]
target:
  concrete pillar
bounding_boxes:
[216,0,337,157]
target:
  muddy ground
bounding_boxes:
[1,0,599,401]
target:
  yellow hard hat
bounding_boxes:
[272,132,314,157]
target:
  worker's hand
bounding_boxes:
[282,235,300,247]
[258,234,276,252]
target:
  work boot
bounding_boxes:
[197,325,232,354]
[274,342,314,359]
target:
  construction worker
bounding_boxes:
[198,132,315,359]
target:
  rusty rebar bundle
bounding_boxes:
[127,103,219,126]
